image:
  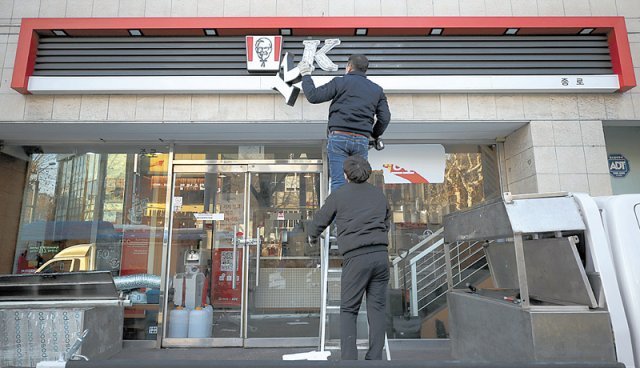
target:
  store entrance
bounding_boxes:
[163,163,323,347]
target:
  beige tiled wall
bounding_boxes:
[0,0,638,19]
[503,119,613,195]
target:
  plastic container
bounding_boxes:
[188,307,212,338]
[204,305,214,333]
[168,307,189,338]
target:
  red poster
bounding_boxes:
[212,248,243,307]
[120,231,150,275]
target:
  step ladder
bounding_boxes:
[319,234,391,360]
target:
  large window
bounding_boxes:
[373,145,500,339]
[13,151,168,340]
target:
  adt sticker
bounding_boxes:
[608,154,630,177]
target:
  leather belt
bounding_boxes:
[330,130,368,138]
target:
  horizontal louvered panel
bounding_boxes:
[37,48,610,56]
[35,68,615,76]
[33,35,613,77]
[34,61,613,70]
[36,54,612,62]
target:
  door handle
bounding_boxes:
[256,227,262,287]
[232,225,238,290]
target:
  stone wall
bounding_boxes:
[504,120,612,195]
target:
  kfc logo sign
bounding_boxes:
[246,36,282,71]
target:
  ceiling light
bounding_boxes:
[504,28,519,35]
[430,28,443,36]
[204,29,217,36]
[128,29,143,36]
[355,28,368,36]
[579,28,595,35]
[52,30,67,36]
[280,28,292,36]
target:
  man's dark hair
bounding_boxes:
[348,54,369,73]
[343,155,372,183]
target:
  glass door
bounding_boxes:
[245,168,323,346]
[164,165,247,346]
[163,163,324,347]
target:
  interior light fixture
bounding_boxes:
[504,28,519,35]
[430,28,443,36]
[355,28,368,36]
[280,28,292,36]
[579,28,595,35]
[52,30,67,36]
[204,29,217,36]
[128,29,143,36]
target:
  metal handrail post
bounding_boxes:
[410,261,419,317]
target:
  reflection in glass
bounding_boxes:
[13,152,168,340]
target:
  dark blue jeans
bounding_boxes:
[328,132,369,192]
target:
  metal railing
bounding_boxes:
[391,227,444,289]
[406,238,490,317]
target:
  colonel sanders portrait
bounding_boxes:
[255,37,273,67]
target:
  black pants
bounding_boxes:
[340,250,389,360]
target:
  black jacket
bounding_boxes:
[308,182,391,258]
[301,71,391,139]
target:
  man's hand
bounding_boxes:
[374,138,384,151]
[298,61,314,76]
[369,137,385,151]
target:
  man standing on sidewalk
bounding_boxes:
[307,156,391,360]
[298,54,391,192]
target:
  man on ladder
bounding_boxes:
[298,54,390,192]
[307,156,391,360]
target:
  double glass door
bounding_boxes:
[164,164,323,346]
